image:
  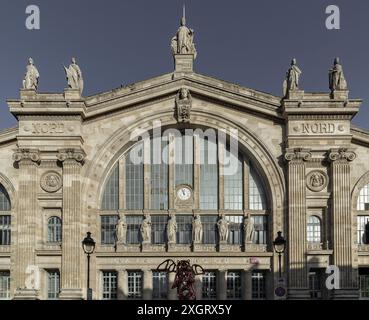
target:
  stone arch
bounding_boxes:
[82,110,286,233]
[0,172,16,210]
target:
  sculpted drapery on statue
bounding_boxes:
[23,57,40,90]
[217,214,229,242]
[329,57,347,92]
[167,214,177,243]
[244,212,255,244]
[171,8,197,59]
[283,58,302,97]
[64,57,84,94]
[140,214,152,243]
[116,214,127,245]
[192,214,203,243]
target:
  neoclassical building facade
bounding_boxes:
[0,18,369,300]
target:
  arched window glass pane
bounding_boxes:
[126,143,144,210]
[226,216,243,245]
[175,134,193,187]
[0,186,10,211]
[151,139,168,210]
[358,184,369,210]
[48,217,62,243]
[224,151,243,210]
[357,216,369,245]
[101,165,119,211]
[249,167,266,210]
[307,216,321,243]
[200,137,218,210]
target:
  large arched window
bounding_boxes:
[0,185,11,246]
[48,217,62,243]
[99,130,269,246]
[100,132,268,212]
[307,216,321,243]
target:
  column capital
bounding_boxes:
[57,148,85,163]
[328,148,356,162]
[13,148,40,164]
[285,148,311,162]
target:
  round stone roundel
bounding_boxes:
[40,171,62,193]
[306,170,328,192]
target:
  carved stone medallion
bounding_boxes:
[41,171,62,193]
[306,170,328,192]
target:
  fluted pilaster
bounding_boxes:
[285,148,311,298]
[329,148,356,293]
[12,149,40,299]
[57,149,85,299]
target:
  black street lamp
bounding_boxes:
[82,232,96,300]
[273,231,286,280]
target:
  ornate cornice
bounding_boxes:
[285,148,312,162]
[328,148,356,162]
[57,149,85,163]
[12,149,40,164]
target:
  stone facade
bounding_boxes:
[0,20,369,300]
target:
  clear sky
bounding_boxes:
[0,0,368,129]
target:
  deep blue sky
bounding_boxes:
[1,0,369,129]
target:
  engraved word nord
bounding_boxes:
[301,123,335,134]
[31,122,65,134]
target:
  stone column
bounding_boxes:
[168,272,177,300]
[329,148,358,299]
[143,269,153,300]
[57,149,85,300]
[118,269,128,300]
[12,149,40,300]
[242,270,252,300]
[193,134,201,209]
[168,133,175,210]
[195,274,202,300]
[285,148,311,299]
[217,270,227,300]
[243,158,250,210]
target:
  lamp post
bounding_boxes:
[273,231,286,280]
[82,232,96,300]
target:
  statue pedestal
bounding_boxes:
[20,89,37,100]
[331,89,349,100]
[141,242,151,252]
[13,288,39,300]
[192,243,202,252]
[174,54,194,74]
[64,88,81,100]
[218,242,235,252]
[286,90,304,100]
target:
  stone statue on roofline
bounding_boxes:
[64,57,84,94]
[171,5,197,59]
[283,58,302,97]
[329,57,347,92]
[23,57,39,90]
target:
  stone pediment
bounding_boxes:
[84,72,283,121]
[8,72,283,123]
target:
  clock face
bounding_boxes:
[177,186,192,201]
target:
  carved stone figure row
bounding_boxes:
[115,213,255,245]
[22,57,84,94]
[283,58,348,97]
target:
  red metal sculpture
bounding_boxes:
[157,259,204,300]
